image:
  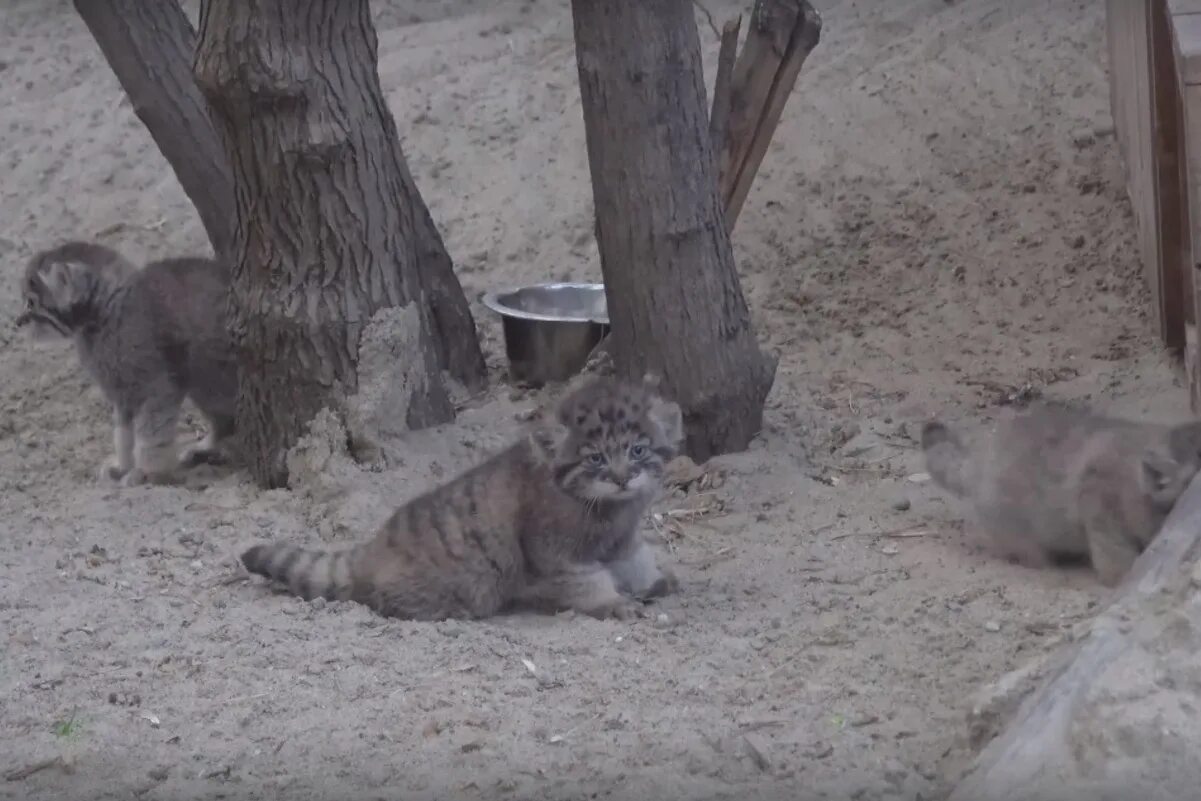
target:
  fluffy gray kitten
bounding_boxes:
[16,241,237,486]
[241,375,683,621]
[922,404,1201,586]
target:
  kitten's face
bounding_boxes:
[531,377,684,504]
[15,243,129,340]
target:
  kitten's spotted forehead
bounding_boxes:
[558,381,654,437]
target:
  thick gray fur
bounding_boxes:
[922,404,1201,586]
[241,375,685,621]
[16,241,237,486]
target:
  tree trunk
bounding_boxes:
[571,0,777,462]
[78,0,486,391]
[194,0,466,488]
[947,473,1201,801]
[73,0,234,261]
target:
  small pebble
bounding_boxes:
[310,597,327,611]
[984,620,1001,633]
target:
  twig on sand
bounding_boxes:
[5,756,64,782]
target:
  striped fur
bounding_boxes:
[240,376,685,621]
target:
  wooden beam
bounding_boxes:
[1152,0,1188,354]
[709,16,741,169]
[718,0,821,232]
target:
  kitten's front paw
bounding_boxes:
[642,568,679,600]
[119,467,148,488]
[99,458,129,482]
[583,599,644,621]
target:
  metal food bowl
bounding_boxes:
[481,282,610,386]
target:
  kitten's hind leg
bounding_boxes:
[123,391,185,487]
[517,564,642,620]
[605,538,678,600]
[99,408,135,482]
[1084,521,1143,587]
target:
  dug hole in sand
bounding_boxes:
[0,0,1193,799]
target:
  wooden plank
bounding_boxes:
[1182,84,1201,410]
[1171,13,1201,85]
[1115,0,1167,344]
[1152,0,1188,352]
[722,1,821,230]
[709,16,741,171]
[1175,73,1195,332]
[1168,0,1201,16]
[947,473,1201,801]
[1186,323,1201,409]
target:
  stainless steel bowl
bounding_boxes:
[481,282,610,386]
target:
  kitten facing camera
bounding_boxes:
[241,375,684,622]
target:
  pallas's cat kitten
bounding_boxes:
[16,241,237,486]
[241,374,684,621]
[922,404,1201,585]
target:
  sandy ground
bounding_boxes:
[0,0,1192,799]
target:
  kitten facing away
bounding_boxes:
[241,375,684,621]
[15,241,237,486]
[921,404,1201,586]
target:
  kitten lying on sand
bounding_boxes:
[241,375,683,621]
[922,404,1201,585]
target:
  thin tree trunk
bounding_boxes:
[572,0,777,462]
[74,0,234,261]
[194,0,459,488]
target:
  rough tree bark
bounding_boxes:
[78,0,486,392]
[572,0,777,462]
[73,0,234,260]
[194,0,476,488]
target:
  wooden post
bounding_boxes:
[716,0,821,232]
[1169,2,1201,410]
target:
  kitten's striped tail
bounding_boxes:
[241,542,358,602]
[920,420,970,498]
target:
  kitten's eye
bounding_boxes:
[586,452,605,466]
[629,443,649,460]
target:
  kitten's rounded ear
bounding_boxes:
[649,398,684,446]
[529,422,569,462]
[1140,452,1177,492]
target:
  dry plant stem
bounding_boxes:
[709,16,742,167]
[720,0,822,231]
[4,756,64,782]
